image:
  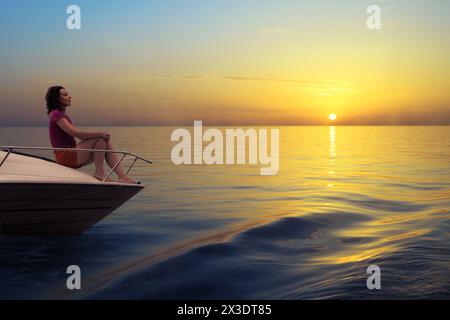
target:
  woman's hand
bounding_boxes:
[100,132,111,142]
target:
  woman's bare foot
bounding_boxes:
[93,173,114,182]
[118,175,136,184]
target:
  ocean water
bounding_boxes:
[0,126,449,299]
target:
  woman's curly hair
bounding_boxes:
[45,86,65,114]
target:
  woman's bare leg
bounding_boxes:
[105,141,135,183]
[92,139,107,178]
[76,138,108,180]
[76,139,97,166]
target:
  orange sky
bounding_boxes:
[0,0,449,125]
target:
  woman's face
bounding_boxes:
[58,89,72,107]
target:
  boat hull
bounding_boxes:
[0,183,144,235]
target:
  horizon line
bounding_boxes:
[1,124,449,128]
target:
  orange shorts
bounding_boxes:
[54,150,80,169]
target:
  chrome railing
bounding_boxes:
[0,146,153,182]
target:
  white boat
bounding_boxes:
[0,146,152,235]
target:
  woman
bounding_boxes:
[46,86,134,183]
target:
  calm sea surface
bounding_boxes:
[0,126,449,299]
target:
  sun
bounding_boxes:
[328,113,337,121]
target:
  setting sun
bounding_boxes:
[329,114,337,121]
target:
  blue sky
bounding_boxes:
[1,0,449,125]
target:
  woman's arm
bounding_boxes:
[56,118,110,141]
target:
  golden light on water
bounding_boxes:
[329,114,337,121]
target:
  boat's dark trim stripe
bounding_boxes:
[0,206,113,213]
[0,182,144,188]
[1,219,104,227]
